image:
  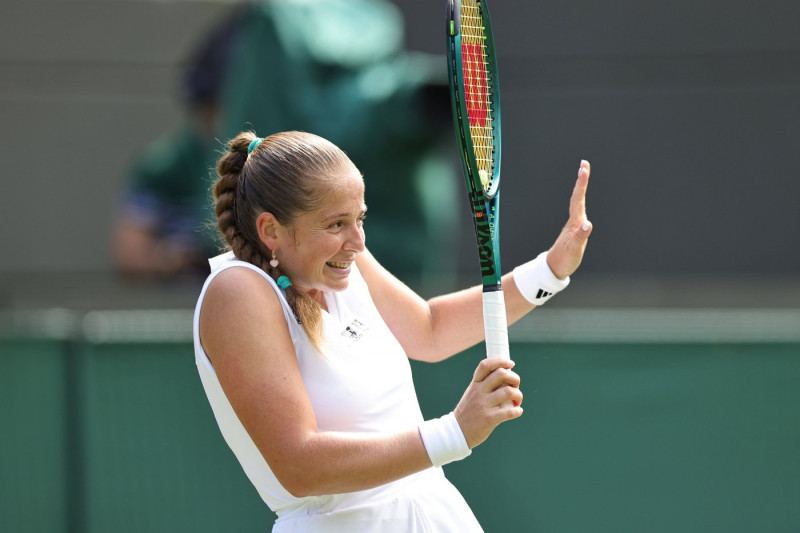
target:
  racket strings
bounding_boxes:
[460,0,496,190]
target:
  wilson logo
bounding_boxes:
[462,42,488,127]
[469,189,495,277]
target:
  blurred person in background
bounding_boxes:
[112,6,243,278]
[114,0,457,283]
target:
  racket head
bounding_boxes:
[446,0,501,200]
[446,0,503,288]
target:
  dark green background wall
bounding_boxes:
[3,316,798,532]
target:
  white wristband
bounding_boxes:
[418,412,471,467]
[513,251,570,306]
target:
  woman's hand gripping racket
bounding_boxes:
[446,0,508,364]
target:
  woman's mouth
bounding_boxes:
[326,261,351,269]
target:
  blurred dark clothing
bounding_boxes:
[119,124,218,275]
[118,0,457,281]
[219,0,456,279]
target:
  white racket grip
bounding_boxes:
[482,290,510,360]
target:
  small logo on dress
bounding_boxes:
[341,319,368,341]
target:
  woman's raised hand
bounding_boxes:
[546,160,593,280]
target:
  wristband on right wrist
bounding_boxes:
[513,251,570,306]
[418,412,471,468]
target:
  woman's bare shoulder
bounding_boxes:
[199,266,288,363]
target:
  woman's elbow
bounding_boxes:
[275,469,318,498]
[272,458,335,497]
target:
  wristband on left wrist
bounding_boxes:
[512,251,570,306]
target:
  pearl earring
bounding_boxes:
[269,249,279,268]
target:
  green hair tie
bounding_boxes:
[276,276,292,290]
[247,137,263,155]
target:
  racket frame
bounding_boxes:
[446,0,509,361]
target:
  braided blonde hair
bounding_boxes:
[213,131,358,350]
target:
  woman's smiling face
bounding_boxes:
[275,169,367,305]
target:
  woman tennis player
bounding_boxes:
[193,131,593,531]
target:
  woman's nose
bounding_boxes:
[345,225,365,252]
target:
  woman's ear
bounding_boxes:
[256,212,281,249]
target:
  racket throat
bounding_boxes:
[469,192,501,286]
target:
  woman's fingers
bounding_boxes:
[569,160,591,222]
[491,385,524,409]
[472,356,515,383]
[473,359,523,411]
[546,160,595,279]
[456,357,524,448]
[480,364,520,392]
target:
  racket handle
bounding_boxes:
[483,290,513,408]
[482,290,510,360]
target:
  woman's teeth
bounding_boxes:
[327,261,350,269]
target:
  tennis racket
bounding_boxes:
[445,0,508,361]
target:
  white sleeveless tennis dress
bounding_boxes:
[193,252,483,532]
